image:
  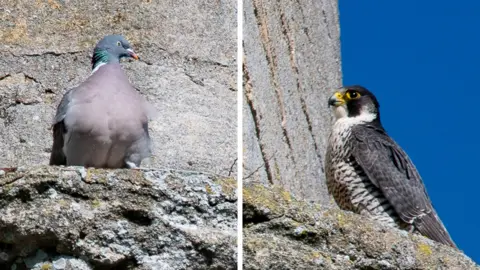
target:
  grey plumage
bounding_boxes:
[325,85,456,248]
[49,35,151,168]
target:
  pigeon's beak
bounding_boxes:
[127,48,139,60]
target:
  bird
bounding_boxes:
[324,85,456,248]
[49,34,152,169]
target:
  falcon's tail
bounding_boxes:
[414,211,457,249]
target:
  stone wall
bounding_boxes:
[243,0,342,204]
[0,0,237,176]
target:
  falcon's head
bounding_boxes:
[328,85,380,122]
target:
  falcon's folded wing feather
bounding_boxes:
[351,124,456,248]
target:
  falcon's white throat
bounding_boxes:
[331,105,377,125]
[332,105,348,119]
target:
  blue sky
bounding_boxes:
[339,0,480,263]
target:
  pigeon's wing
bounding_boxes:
[350,124,456,248]
[49,88,75,165]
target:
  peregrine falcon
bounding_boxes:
[325,85,456,248]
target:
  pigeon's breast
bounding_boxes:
[65,92,147,143]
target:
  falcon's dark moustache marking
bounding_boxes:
[342,87,383,127]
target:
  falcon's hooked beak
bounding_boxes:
[328,92,345,107]
[127,48,139,60]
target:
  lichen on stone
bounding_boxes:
[243,183,479,269]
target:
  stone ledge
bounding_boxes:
[243,184,478,270]
[0,166,237,270]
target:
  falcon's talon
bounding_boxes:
[86,168,92,183]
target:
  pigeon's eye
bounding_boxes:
[116,41,122,47]
[346,91,361,99]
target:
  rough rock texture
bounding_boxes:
[243,184,479,270]
[243,0,342,204]
[0,0,237,176]
[0,166,237,269]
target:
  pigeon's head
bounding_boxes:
[91,35,139,70]
[328,85,381,123]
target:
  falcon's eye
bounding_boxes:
[116,41,122,47]
[346,91,361,100]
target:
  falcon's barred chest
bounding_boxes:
[326,114,406,229]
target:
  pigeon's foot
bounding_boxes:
[124,162,151,171]
[124,161,138,169]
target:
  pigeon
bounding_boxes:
[49,34,152,169]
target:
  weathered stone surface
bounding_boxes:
[243,184,479,270]
[243,0,341,204]
[0,166,237,269]
[0,0,237,176]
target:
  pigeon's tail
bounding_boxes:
[414,210,457,249]
[49,121,67,166]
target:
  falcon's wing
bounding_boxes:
[350,124,456,248]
